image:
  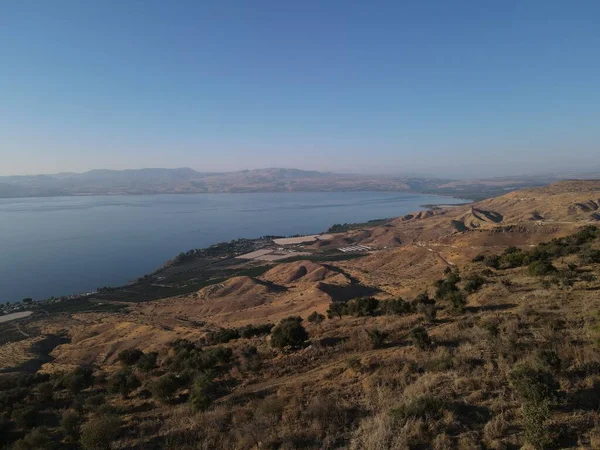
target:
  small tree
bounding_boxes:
[108,369,140,399]
[528,260,556,277]
[150,373,180,404]
[12,427,55,450]
[189,372,219,412]
[367,329,388,349]
[63,366,94,395]
[270,317,308,349]
[326,302,347,319]
[11,406,37,429]
[307,311,325,324]
[117,348,144,366]
[410,327,432,350]
[61,410,82,441]
[80,416,120,450]
[136,352,158,372]
[37,381,54,403]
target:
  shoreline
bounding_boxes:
[1,193,470,307]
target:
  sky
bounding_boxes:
[1,0,599,178]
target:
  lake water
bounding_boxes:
[0,192,468,302]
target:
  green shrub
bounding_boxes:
[326,301,348,318]
[528,260,556,277]
[463,274,486,294]
[150,373,180,403]
[61,410,82,441]
[580,248,600,264]
[11,407,37,429]
[535,349,561,372]
[484,255,500,269]
[12,427,55,450]
[416,302,437,322]
[117,348,144,366]
[307,311,325,324]
[239,323,274,339]
[189,372,219,412]
[522,402,552,450]
[166,342,232,373]
[380,298,413,315]
[80,416,120,450]
[410,327,432,350]
[346,297,379,316]
[84,394,106,411]
[508,365,559,405]
[136,352,158,372]
[37,381,53,403]
[446,290,466,313]
[271,317,308,349]
[367,329,388,349]
[107,369,140,399]
[205,328,240,345]
[63,367,94,395]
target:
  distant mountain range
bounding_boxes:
[0,167,597,200]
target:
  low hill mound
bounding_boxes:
[260,261,337,284]
[198,276,274,300]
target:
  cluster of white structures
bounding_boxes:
[338,245,372,253]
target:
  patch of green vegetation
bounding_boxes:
[328,218,392,233]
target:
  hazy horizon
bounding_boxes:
[2,1,599,178]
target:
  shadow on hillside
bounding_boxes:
[317,282,381,303]
[465,303,517,313]
[0,333,70,374]
[253,277,288,293]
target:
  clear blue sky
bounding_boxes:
[1,0,599,177]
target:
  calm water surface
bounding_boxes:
[0,192,468,302]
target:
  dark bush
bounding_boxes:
[107,369,140,399]
[327,301,348,319]
[307,311,325,324]
[484,255,500,269]
[380,298,413,315]
[84,394,106,411]
[12,427,55,450]
[239,323,274,339]
[536,349,561,372]
[446,290,466,313]
[580,247,600,264]
[61,410,82,441]
[346,297,379,316]
[80,416,120,450]
[11,407,37,429]
[37,382,53,403]
[472,254,485,262]
[189,372,219,412]
[117,348,144,366]
[150,373,181,403]
[508,365,559,405]
[528,260,556,277]
[63,367,94,395]
[463,274,486,294]
[206,328,240,345]
[271,317,308,349]
[367,329,388,349]
[136,352,158,372]
[410,327,432,350]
